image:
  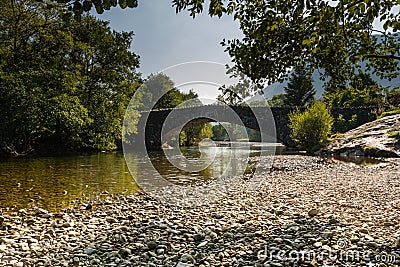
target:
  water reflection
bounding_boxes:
[146,147,252,185]
[0,147,273,211]
[0,152,138,211]
[1,147,382,211]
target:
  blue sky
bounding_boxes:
[95,0,243,76]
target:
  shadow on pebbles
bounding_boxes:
[1,155,400,266]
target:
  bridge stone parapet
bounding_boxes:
[133,106,380,150]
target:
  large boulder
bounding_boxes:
[326,114,400,157]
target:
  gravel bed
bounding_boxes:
[1,155,399,266]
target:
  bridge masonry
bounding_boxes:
[133,106,380,150]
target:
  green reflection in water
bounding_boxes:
[0,152,138,211]
[0,147,275,211]
[2,146,378,212]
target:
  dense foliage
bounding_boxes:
[179,123,213,146]
[0,0,141,155]
[141,73,202,110]
[323,72,386,107]
[289,101,334,155]
[267,94,286,107]
[173,0,400,90]
[1,0,212,155]
[211,124,229,141]
[387,89,400,106]
[284,67,316,107]
[140,73,212,147]
[211,123,260,142]
[333,114,359,133]
[37,1,399,91]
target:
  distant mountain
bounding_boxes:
[248,66,400,102]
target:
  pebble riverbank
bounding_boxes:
[1,155,400,267]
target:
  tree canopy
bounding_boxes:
[217,67,259,105]
[141,73,202,110]
[267,94,286,107]
[172,0,400,88]
[33,0,400,91]
[0,0,141,154]
[284,67,316,107]
[32,0,138,16]
[323,72,386,107]
[136,73,211,147]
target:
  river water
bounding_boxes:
[0,146,381,211]
[0,146,277,211]
[0,152,137,211]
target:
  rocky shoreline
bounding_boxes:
[326,114,400,158]
[1,155,400,267]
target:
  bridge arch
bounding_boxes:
[133,106,379,150]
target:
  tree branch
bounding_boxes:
[366,54,400,60]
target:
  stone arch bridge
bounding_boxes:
[132,106,379,150]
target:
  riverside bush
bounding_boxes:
[378,108,400,119]
[334,114,359,133]
[289,101,334,155]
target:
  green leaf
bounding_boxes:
[383,21,389,31]
[95,4,104,14]
[73,1,83,14]
[127,0,138,8]
[360,3,366,13]
[171,0,400,87]
[103,0,111,10]
[302,39,311,46]
[311,47,319,54]
[82,0,92,12]
[119,0,127,9]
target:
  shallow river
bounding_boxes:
[0,146,380,211]
[0,146,274,211]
